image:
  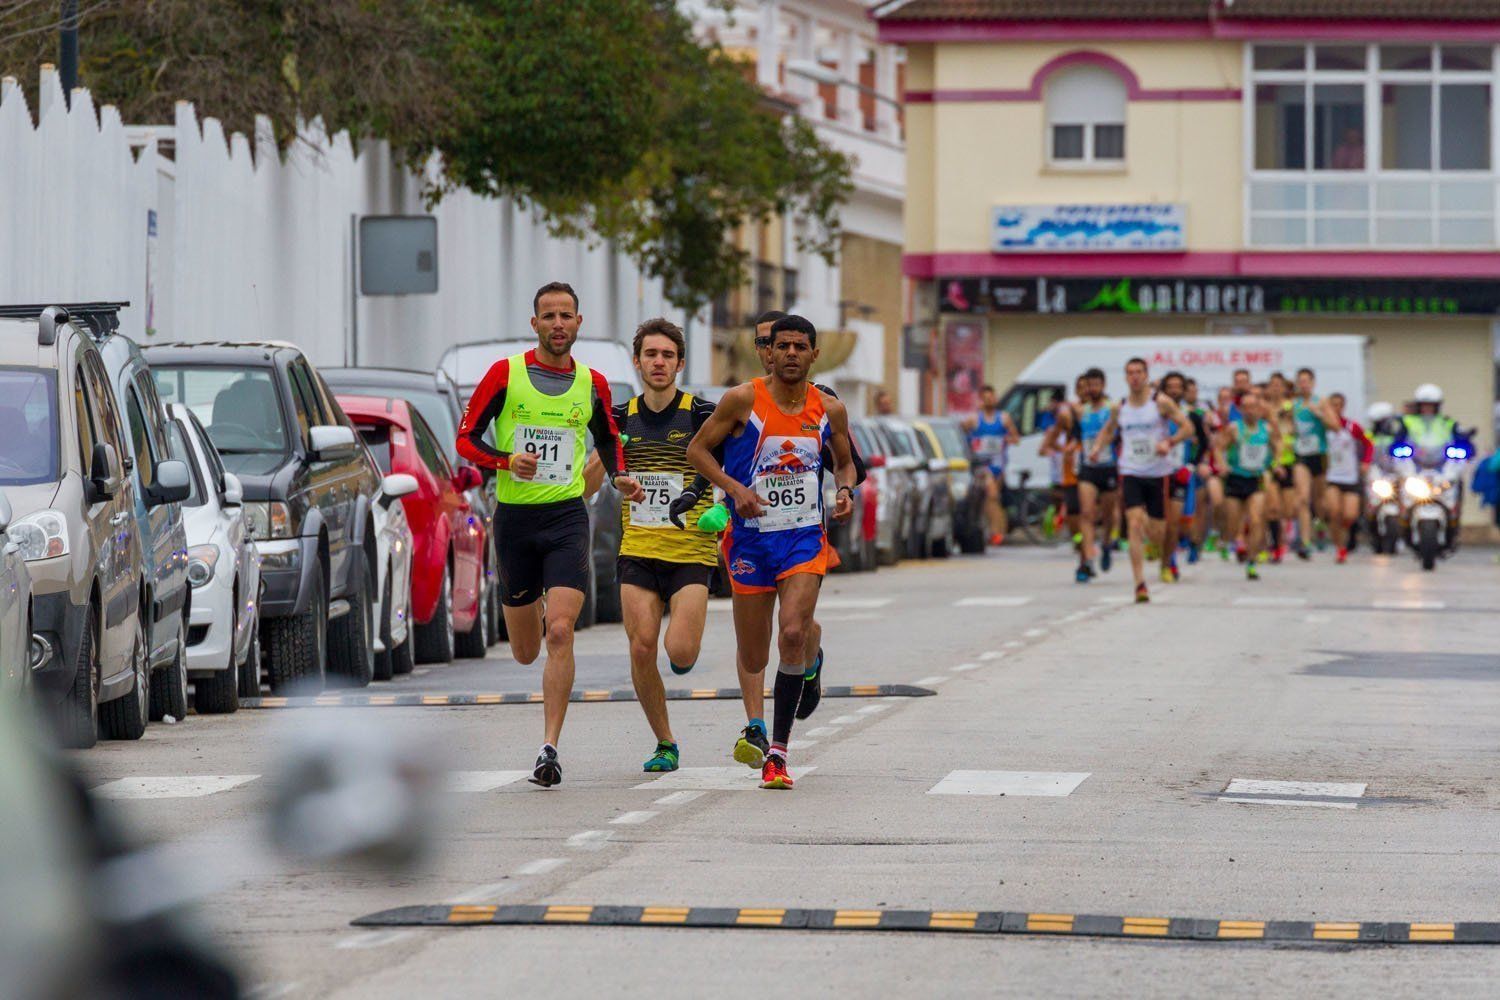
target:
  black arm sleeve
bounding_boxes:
[588,382,624,479]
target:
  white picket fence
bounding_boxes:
[0,67,693,379]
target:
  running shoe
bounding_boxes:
[1159,566,1174,584]
[1246,563,1260,581]
[1134,583,1150,604]
[643,740,680,773]
[1100,543,1112,573]
[795,647,824,720]
[1168,556,1181,582]
[1296,544,1311,561]
[1335,546,1348,564]
[760,754,794,790]
[1259,549,1271,564]
[733,723,769,768]
[1186,541,1201,564]
[1271,546,1284,564]
[989,533,1004,546]
[529,746,562,788]
[1075,565,1091,583]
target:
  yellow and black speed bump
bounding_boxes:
[351,904,1499,945]
[242,684,934,710]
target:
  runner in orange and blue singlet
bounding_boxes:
[687,315,857,791]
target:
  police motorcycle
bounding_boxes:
[1389,385,1475,571]
[1363,402,1403,554]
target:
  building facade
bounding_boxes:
[876,0,1500,506]
[689,0,908,412]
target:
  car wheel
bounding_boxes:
[58,607,100,749]
[328,555,375,687]
[237,618,262,700]
[391,629,414,675]
[373,564,395,681]
[194,603,240,715]
[265,566,327,694]
[99,614,149,741]
[414,564,454,664]
[454,564,490,659]
[150,612,190,722]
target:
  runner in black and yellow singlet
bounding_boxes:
[610,319,719,773]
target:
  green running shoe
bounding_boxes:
[643,740,680,772]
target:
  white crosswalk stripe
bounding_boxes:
[954,596,1033,607]
[91,775,259,799]
[634,766,817,791]
[446,770,530,793]
[1218,778,1367,809]
[928,770,1091,797]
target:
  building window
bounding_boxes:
[755,260,778,319]
[1045,65,1127,166]
[1248,43,1497,248]
[781,267,799,311]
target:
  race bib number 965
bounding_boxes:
[755,470,820,533]
[516,425,572,484]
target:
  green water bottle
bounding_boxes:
[697,502,730,534]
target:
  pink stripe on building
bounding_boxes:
[902,251,1500,280]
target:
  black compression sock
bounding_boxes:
[1268,520,1282,548]
[772,668,805,749]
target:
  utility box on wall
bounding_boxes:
[359,216,438,295]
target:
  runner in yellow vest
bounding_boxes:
[456,281,643,788]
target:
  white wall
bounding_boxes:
[0,68,693,379]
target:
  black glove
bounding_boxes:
[667,489,701,529]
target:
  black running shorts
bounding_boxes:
[1225,473,1261,501]
[1121,475,1167,520]
[1296,454,1328,476]
[1078,465,1118,492]
[1060,484,1081,515]
[494,498,591,606]
[618,556,713,603]
[1330,481,1362,495]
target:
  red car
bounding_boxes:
[338,394,490,662]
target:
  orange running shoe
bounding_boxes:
[989,533,1004,546]
[760,755,794,790]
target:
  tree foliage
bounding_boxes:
[0,0,853,312]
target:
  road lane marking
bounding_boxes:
[1304,614,1332,623]
[857,704,889,715]
[633,767,817,791]
[449,883,517,904]
[804,727,835,737]
[565,831,613,850]
[816,612,880,623]
[1373,599,1446,610]
[1233,596,1307,607]
[1022,628,1048,638]
[1003,640,1023,649]
[953,596,1032,607]
[789,740,818,750]
[951,662,980,672]
[915,675,946,686]
[335,930,411,949]
[515,858,567,876]
[446,771,530,793]
[245,984,301,999]
[1218,779,1366,808]
[654,790,706,807]
[816,597,894,609]
[979,651,1006,661]
[928,771,1091,797]
[829,715,859,725]
[242,684,935,709]
[610,811,658,825]
[91,775,259,799]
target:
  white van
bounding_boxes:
[997,335,1370,491]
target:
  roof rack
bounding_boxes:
[0,302,130,346]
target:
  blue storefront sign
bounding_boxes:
[990,203,1186,252]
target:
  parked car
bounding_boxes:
[337,394,490,663]
[165,404,261,713]
[852,419,910,567]
[370,471,418,680]
[440,337,641,628]
[99,335,194,721]
[0,304,151,746]
[921,415,989,555]
[145,343,382,693]
[0,490,35,701]
[321,366,501,642]
[877,416,949,560]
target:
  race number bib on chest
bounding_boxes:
[975,435,1006,455]
[1127,436,1156,462]
[755,470,821,533]
[516,425,573,484]
[629,472,682,527]
[1240,442,1268,470]
[1296,432,1321,455]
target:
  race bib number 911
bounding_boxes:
[516,425,572,484]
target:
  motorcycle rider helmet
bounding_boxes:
[1413,383,1443,405]
[1367,401,1395,423]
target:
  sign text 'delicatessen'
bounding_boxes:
[938,277,1500,316]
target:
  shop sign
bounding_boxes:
[990,204,1186,253]
[939,276,1500,316]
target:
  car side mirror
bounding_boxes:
[222,472,244,507]
[149,459,192,507]
[309,425,357,460]
[378,473,419,509]
[88,442,121,501]
[927,457,947,473]
[452,466,482,492]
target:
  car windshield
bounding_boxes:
[164,421,205,507]
[394,390,459,466]
[881,422,915,457]
[0,367,59,486]
[153,366,289,455]
[932,421,972,459]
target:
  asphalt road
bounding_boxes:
[70,543,1500,997]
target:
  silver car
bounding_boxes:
[852,420,912,567]
[0,490,35,700]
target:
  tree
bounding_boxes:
[0,0,852,313]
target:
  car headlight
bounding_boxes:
[10,510,70,562]
[1403,476,1432,501]
[245,501,292,540]
[1370,478,1394,500]
[187,544,220,587]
